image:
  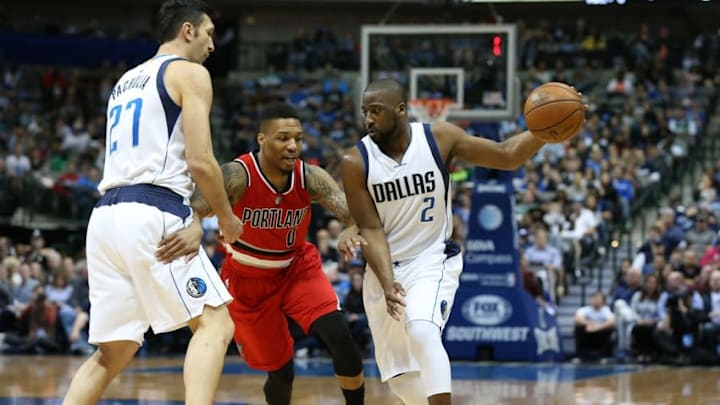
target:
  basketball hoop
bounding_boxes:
[408,98,458,123]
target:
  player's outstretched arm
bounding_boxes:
[433,121,545,171]
[305,163,367,259]
[167,61,241,242]
[305,164,355,226]
[341,149,406,320]
[158,161,249,263]
[190,161,249,217]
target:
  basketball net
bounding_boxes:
[407,98,458,123]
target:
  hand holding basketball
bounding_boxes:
[524,82,586,143]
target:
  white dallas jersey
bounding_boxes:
[98,54,192,200]
[358,122,453,262]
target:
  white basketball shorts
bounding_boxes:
[87,184,232,345]
[363,240,463,382]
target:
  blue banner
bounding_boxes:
[0,31,157,67]
[443,168,562,361]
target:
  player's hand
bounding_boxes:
[156,220,204,263]
[384,281,407,321]
[338,225,368,262]
[218,215,243,244]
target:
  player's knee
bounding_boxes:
[406,320,441,350]
[264,360,294,405]
[388,372,427,405]
[310,311,354,348]
[310,311,363,376]
[217,306,235,343]
[195,304,234,344]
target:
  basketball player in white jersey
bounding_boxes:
[62,2,243,405]
[341,79,581,405]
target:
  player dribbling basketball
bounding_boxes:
[341,78,584,405]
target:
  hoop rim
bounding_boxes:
[407,98,458,123]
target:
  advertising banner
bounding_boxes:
[443,168,562,361]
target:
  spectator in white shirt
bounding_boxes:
[525,227,565,301]
[6,144,31,178]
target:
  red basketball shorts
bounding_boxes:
[220,241,340,371]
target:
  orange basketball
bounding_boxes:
[524,82,585,143]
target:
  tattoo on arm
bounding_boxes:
[305,164,354,226]
[190,161,248,218]
[190,189,213,218]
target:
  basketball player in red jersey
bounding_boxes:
[164,102,366,405]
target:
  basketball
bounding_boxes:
[523,82,585,143]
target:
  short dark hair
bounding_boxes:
[156,0,216,43]
[365,78,407,103]
[259,102,300,132]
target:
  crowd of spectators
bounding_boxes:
[0,16,719,361]
[598,157,720,365]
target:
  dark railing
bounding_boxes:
[596,93,720,296]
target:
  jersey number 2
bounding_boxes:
[420,196,435,222]
[108,97,143,154]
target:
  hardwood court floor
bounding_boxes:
[2,355,720,404]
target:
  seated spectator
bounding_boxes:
[525,227,564,301]
[59,260,92,355]
[613,267,642,306]
[343,269,369,354]
[606,69,634,96]
[12,262,38,309]
[699,237,720,267]
[643,253,667,278]
[677,250,702,287]
[658,271,704,323]
[685,213,716,259]
[520,252,551,310]
[654,287,709,365]
[0,262,15,332]
[46,270,73,306]
[632,225,665,272]
[3,284,64,354]
[699,270,720,356]
[6,143,31,178]
[630,274,661,363]
[659,208,685,253]
[574,291,616,362]
[317,228,340,265]
[612,267,642,358]
[561,197,599,261]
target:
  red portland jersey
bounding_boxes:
[225,152,311,270]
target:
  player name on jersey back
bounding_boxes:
[109,74,152,100]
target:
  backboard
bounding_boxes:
[360,24,518,122]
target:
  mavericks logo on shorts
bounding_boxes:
[186,277,207,298]
[440,300,449,320]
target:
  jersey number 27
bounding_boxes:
[108,97,143,154]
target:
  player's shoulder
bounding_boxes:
[164,60,211,86]
[427,120,467,150]
[428,121,464,138]
[221,159,250,191]
[341,142,366,167]
[226,155,252,175]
